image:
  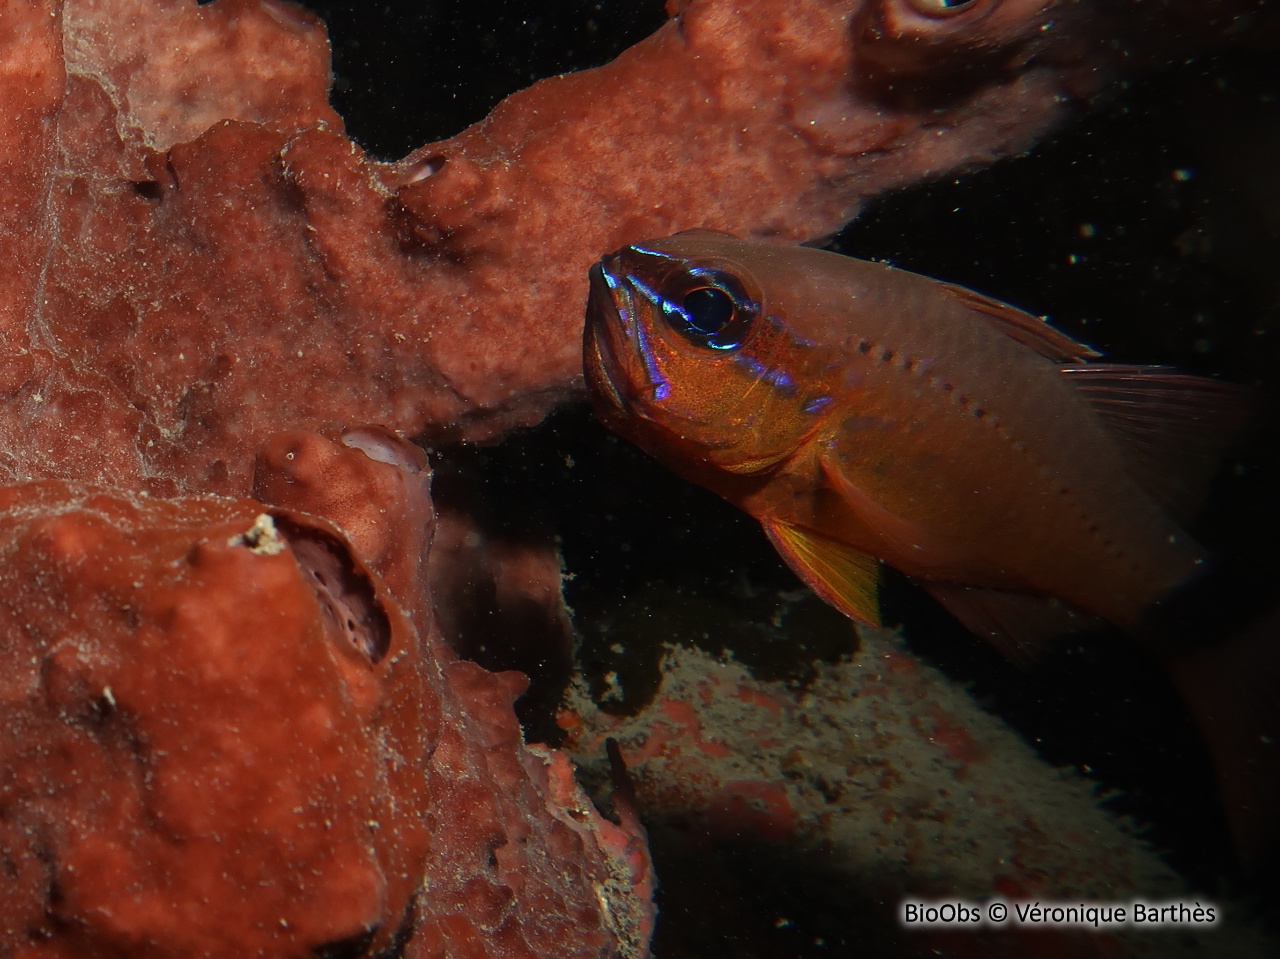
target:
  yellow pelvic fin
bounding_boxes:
[762,519,882,627]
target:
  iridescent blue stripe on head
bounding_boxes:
[628,274,664,310]
[734,354,797,397]
[634,319,669,401]
[627,244,676,261]
[598,260,636,336]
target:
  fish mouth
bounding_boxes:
[584,259,630,413]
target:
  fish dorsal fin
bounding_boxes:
[921,582,1106,666]
[943,284,1101,362]
[762,519,882,627]
[1060,365,1252,524]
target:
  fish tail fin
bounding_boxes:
[1165,605,1280,865]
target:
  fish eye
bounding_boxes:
[906,0,981,16]
[658,266,758,350]
[681,287,735,335]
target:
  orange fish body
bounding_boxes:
[584,230,1244,653]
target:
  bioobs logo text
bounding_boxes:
[902,902,985,925]
[900,899,1219,929]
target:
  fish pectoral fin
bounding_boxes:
[944,283,1101,362]
[762,519,881,627]
[816,456,972,569]
[920,581,1105,666]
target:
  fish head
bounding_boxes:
[584,230,843,479]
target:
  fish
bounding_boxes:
[582,229,1251,659]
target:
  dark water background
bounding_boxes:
[298,1,1280,953]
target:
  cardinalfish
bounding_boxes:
[583,230,1250,659]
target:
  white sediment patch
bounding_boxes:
[563,626,1274,958]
